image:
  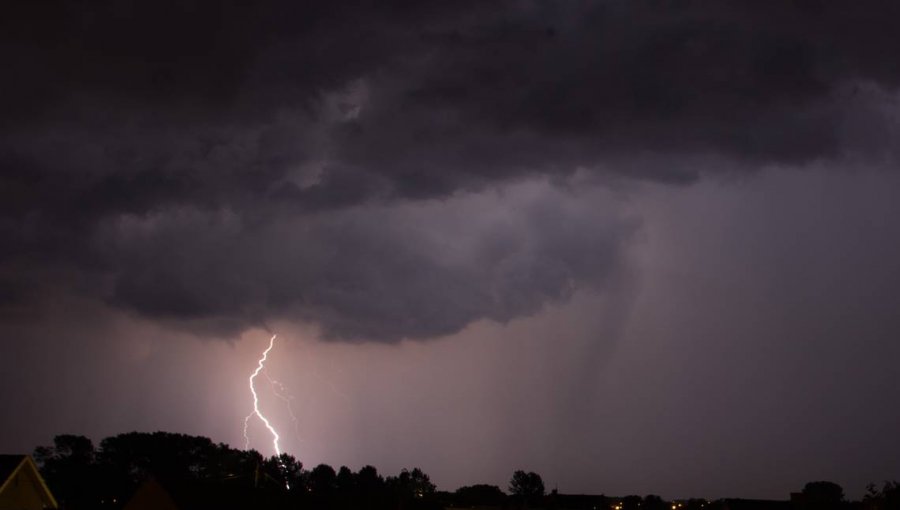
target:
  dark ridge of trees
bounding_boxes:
[621,495,644,510]
[801,481,845,510]
[510,470,546,506]
[643,495,667,510]
[33,432,439,510]
[33,434,99,509]
[455,484,508,507]
[863,482,900,510]
[545,492,608,510]
[31,431,900,510]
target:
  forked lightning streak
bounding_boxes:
[243,334,283,456]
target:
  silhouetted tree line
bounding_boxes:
[32,432,900,510]
[863,482,900,510]
[33,432,438,510]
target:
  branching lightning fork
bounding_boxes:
[242,334,293,489]
[263,369,301,442]
[243,334,283,456]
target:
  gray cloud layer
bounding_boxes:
[95,183,632,340]
[2,1,899,340]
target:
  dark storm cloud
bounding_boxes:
[2,0,900,340]
[93,184,633,340]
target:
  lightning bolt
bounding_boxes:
[243,334,282,456]
[240,334,351,491]
[242,334,294,490]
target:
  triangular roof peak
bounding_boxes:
[0,454,59,509]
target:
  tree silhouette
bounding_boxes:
[392,468,436,499]
[863,481,900,510]
[354,465,387,510]
[384,467,439,510]
[455,484,507,507]
[38,429,900,510]
[336,465,355,492]
[684,498,709,510]
[622,495,643,510]
[644,494,668,510]
[802,481,845,510]
[34,432,276,508]
[510,470,545,506]
[309,464,338,495]
[33,435,99,509]
[262,453,303,490]
[33,431,448,510]
[357,465,384,491]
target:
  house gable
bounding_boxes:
[0,455,59,510]
[122,478,180,510]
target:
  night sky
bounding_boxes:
[2,0,900,500]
